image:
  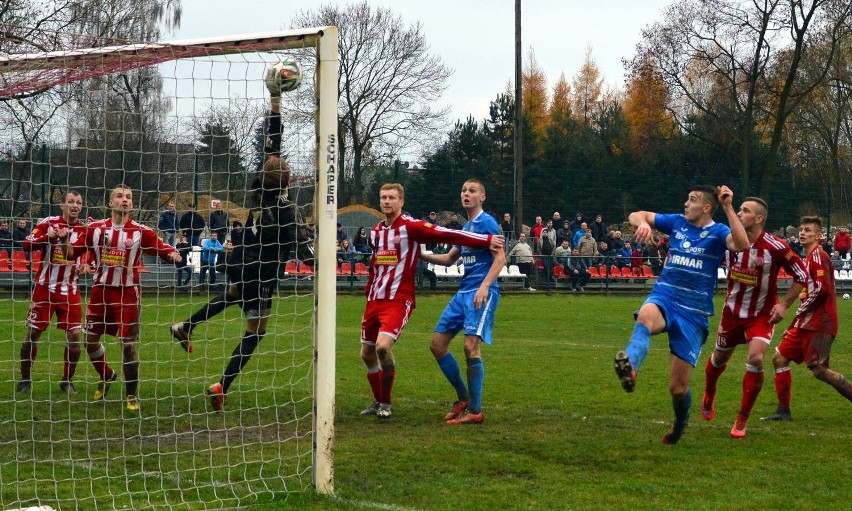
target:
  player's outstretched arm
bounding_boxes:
[628,211,656,244]
[718,185,749,252]
[421,247,460,267]
[770,282,805,324]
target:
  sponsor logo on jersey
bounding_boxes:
[730,266,758,285]
[375,249,399,265]
[670,254,703,269]
[125,238,135,249]
[101,248,125,266]
[50,246,74,265]
[700,231,709,238]
[462,255,476,265]
[816,269,825,277]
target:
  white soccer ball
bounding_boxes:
[266,60,302,93]
[843,293,850,300]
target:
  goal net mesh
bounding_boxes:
[0,31,327,510]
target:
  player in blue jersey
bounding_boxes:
[614,185,749,444]
[420,179,505,425]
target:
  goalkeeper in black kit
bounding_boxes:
[171,64,313,412]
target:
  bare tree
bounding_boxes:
[633,0,851,199]
[292,1,452,204]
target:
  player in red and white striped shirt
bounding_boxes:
[16,190,91,395]
[62,185,180,411]
[701,197,808,437]
[359,183,503,419]
[763,216,852,421]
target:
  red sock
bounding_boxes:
[87,344,113,380]
[367,371,382,402]
[775,369,792,408]
[63,347,81,382]
[380,368,395,404]
[704,355,727,399]
[739,368,764,417]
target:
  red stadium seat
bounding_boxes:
[354,262,369,275]
[610,266,621,278]
[552,265,564,278]
[642,266,655,278]
[589,266,601,279]
[598,265,607,276]
[339,262,352,275]
[0,252,11,272]
[30,250,42,273]
[285,260,298,274]
[632,266,643,278]
[298,262,314,275]
[11,251,29,272]
[620,266,633,278]
[778,269,792,280]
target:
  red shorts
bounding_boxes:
[26,284,82,332]
[360,299,415,345]
[715,309,775,350]
[84,285,141,340]
[776,327,834,367]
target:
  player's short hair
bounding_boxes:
[464,178,486,194]
[380,183,405,199]
[743,196,768,223]
[800,215,823,230]
[690,185,719,212]
[65,190,82,200]
[261,156,291,192]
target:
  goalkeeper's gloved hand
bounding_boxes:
[265,66,281,107]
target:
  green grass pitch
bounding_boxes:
[0,292,849,510]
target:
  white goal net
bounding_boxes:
[0,28,338,510]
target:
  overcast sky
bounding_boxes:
[169,0,674,124]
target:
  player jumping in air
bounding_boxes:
[359,183,503,419]
[420,179,505,425]
[61,185,181,411]
[170,66,312,412]
[762,216,852,421]
[614,185,749,444]
[17,190,91,395]
[701,197,808,438]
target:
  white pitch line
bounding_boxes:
[333,496,423,511]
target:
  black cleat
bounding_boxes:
[16,380,31,395]
[761,407,792,421]
[614,351,637,392]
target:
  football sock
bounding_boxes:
[86,343,112,380]
[703,353,727,401]
[366,366,382,402]
[19,342,37,381]
[380,364,395,404]
[672,387,692,431]
[63,346,81,382]
[774,367,792,409]
[222,332,262,394]
[466,358,484,414]
[185,290,237,335]
[437,353,469,402]
[625,323,651,371]
[122,345,139,397]
[738,364,764,418]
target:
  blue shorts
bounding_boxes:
[642,294,709,366]
[434,289,499,345]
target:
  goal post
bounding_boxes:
[0,26,338,509]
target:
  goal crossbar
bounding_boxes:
[0,28,332,99]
